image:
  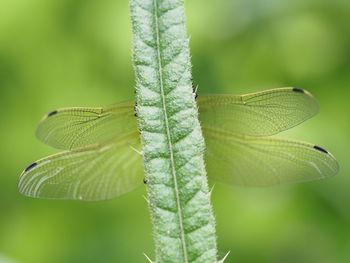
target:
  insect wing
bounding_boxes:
[203,128,339,186]
[18,133,143,201]
[36,102,136,150]
[198,88,319,136]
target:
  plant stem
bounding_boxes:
[129,0,218,262]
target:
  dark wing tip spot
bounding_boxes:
[24,162,38,172]
[314,145,329,154]
[47,110,58,117]
[292,87,305,94]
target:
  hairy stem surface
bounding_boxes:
[130,0,218,262]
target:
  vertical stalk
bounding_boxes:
[129,0,218,262]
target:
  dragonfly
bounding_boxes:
[18,87,339,201]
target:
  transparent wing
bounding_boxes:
[18,132,144,201]
[36,101,136,150]
[198,87,319,136]
[204,128,339,186]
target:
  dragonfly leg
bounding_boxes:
[191,78,198,99]
[134,102,138,117]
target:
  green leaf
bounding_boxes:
[130,0,218,262]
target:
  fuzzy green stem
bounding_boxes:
[129,0,218,262]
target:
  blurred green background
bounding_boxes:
[0,0,349,262]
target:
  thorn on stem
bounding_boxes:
[142,195,150,204]
[143,253,155,263]
[129,145,142,155]
[218,251,230,263]
[209,184,215,198]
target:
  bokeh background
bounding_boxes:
[0,0,349,262]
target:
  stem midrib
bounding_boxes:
[152,0,188,262]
